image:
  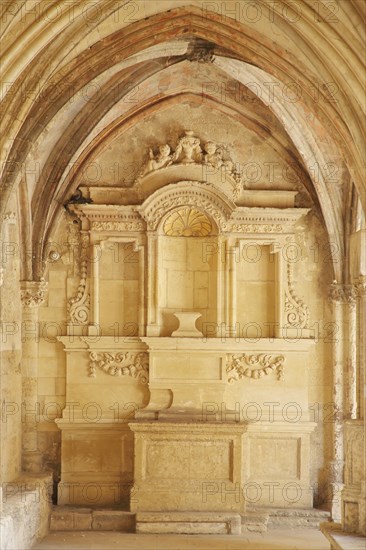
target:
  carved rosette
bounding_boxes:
[284,262,310,328]
[226,353,285,382]
[89,351,149,384]
[20,279,48,307]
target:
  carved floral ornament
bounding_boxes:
[89,351,149,384]
[227,353,285,382]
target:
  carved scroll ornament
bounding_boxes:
[227,353,285,382]
[89,351,149,384]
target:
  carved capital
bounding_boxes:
[227,353,285,382]
[329,282,346,303]
[329,282,358,304]
[20,279,47,307]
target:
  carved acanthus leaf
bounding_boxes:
[284,262,310,328]
[227,354,285,382]
[89,351,149,383]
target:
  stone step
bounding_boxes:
[50,506,135,532]
[248,507,331,529]
[136,511,242,535]
[241,511,269,533]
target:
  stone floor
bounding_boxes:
[33,529,330,549]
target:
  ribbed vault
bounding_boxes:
[1,2,365,283]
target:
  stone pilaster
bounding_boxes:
[328,282,346,521]
[20,279,47,473]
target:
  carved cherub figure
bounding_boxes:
[141,144,172,177]
[148,144,172,171]
[203,141,224,168]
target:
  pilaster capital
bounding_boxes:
[20,278,47,307]
[329,282,358,304]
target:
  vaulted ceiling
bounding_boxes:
[1,1,365,281]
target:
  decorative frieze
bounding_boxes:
[20,279,48,307]
[225,223,283,233]
[89,351,149,383]
[226,353,285,382]
[91,220,144,232]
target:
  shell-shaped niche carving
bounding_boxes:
[163,207,212,237]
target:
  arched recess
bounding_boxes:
[1,3,365,285]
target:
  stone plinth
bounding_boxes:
[129,420,247,533]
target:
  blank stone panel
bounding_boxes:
[99,243,139,336]
[249,437,300,480]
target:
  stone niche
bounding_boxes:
[56,132,316,533]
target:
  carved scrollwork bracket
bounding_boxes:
[68,229,90,325]
[89,351,149,384]
[284,262,310,329]
[226,353,285,382]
